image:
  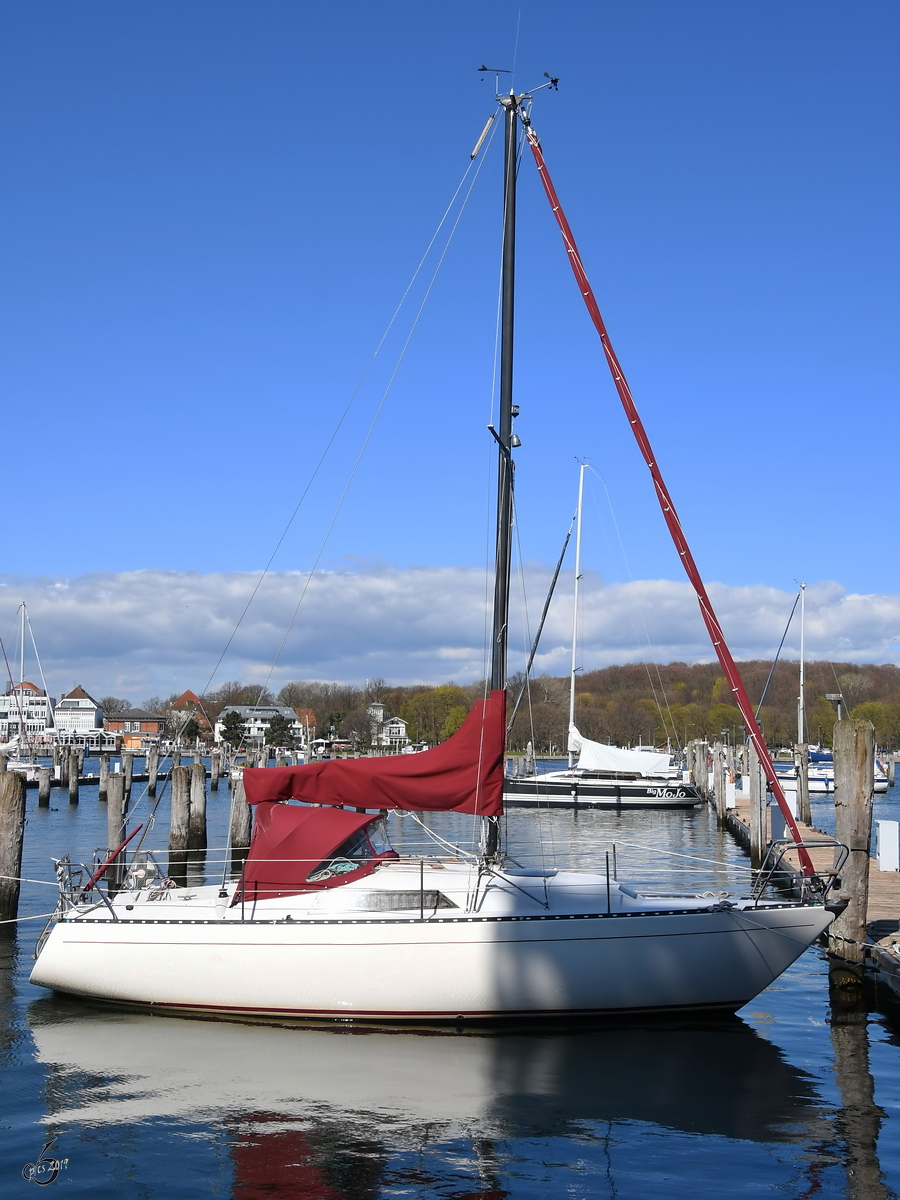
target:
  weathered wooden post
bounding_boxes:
[106,773,127,895]
[749,741,766,869]
[38,766,51,806]
[0,754,7,775]
[123,751,134,802]
[189,761,207,850]
[229,773,252,867]
[168,765,190,883]
[713,742,726,825]
[59,748,69,787]
[0,771,26,933]
[796,742,811,826]
[99,752,109,801]
[77,747,85,775]
[171,748,181,771]
[210,749,220,792]
[68,749,80,805]
[828,719,874,966]
[147,745,159,797]
[888,755,896,787]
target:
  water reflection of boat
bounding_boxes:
[28,998,825,1146]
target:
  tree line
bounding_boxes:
[99,659,900,751]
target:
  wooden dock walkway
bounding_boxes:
[723,792,900,995]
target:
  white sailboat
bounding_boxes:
[505,463,699,810]
[3,601,55,777]
[31,85,841,1022]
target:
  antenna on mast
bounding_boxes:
[477,64,512,97]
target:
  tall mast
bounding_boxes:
[798,582,806,744]
[20,602,25,686]
[489,93,519,693]
[567,464,585,768]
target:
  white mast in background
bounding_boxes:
[567,464,585,769]
[798,583,806,744]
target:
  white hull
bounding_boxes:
[774,768,888,794]
[31,863,833,1021]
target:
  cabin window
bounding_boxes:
[366,819,392,857]
[306,820,394,883]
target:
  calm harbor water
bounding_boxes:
[2,761,900,1198]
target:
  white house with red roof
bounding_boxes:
[0,680,55,740]
[54,685,104,733]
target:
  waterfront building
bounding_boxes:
[367,702,410,750]
[54,685,103,734]
[169,689,212,735]
[214,705,305,747]
[0,681,55,743]
[104,708,167,749]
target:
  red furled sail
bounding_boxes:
[242,690,505,816]
[525,125,815,876]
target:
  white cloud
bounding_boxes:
[1,565,898,702]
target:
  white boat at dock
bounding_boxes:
[30,85,840,1022]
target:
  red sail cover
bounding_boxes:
[242,690,505,816]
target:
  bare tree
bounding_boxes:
[365,677,389,704]
[339,708,374,748]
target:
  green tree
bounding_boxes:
[440,705,469,741]
[179,717,200,743]
[219,710,245,747]
[401,685,471,744]
[266,713,295,747]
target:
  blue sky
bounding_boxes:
[2,2,899,692]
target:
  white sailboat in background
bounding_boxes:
[773,584,888,796]
[505,463,699,810]
[1,601,55,779]
[31,85,841,1022]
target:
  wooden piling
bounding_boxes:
[189,761,207,850]
[828,719,875,966]
[59,749,69,787]
[123,751,134,802]
[168,765,190,883]
[713,742,726,825]
[68,749,80,805]
[38,766,51,807]
[171,749,181,771]
[99,753,109,801]
[106,773,127,896]
[210,749,220,792]
[796,742,811,826]
[0,754,7,775]
[749,741,766,870]
[229,773,252,860]
[147,745,158,797]
[0,771,26,933]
